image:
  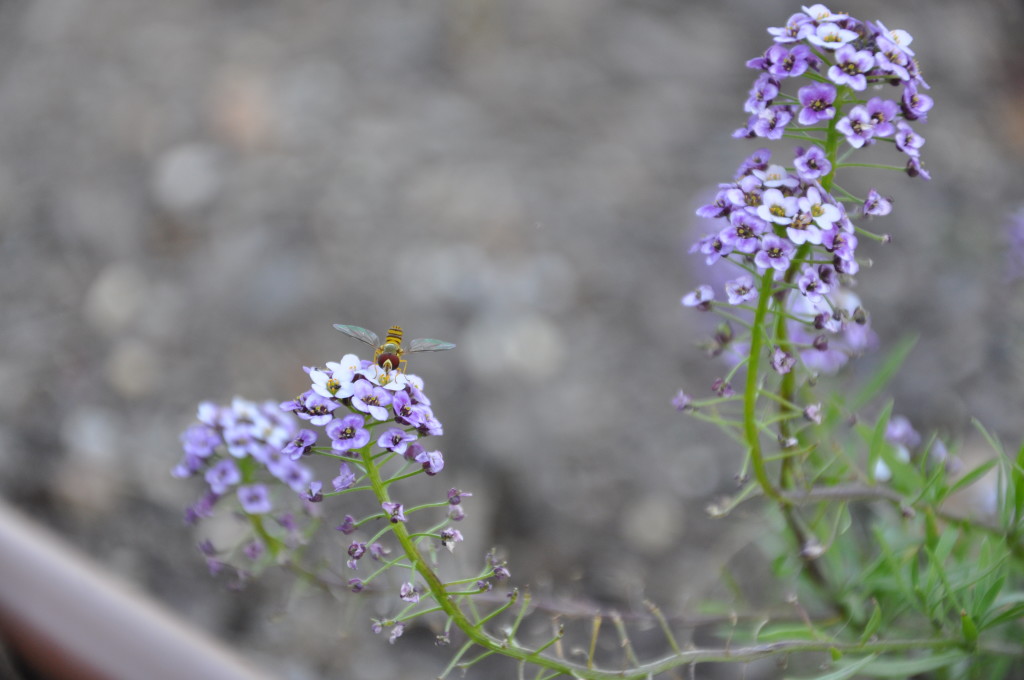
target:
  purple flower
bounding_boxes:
[901,81,933,121]
[448,488,472,505]
[243,541,264,561]
[796,83,836,126]
[757,188,798,226]
[296,392,340,426]
[725,275,757,305]
[274,461,313,494]
[180,424,220,459]
[391,391,429,428]
[335,514,357,534]
[348,578,364,592]
[237,484,272,515]
[734,148,772,178]
[332,462,357,491]
[382,501,406,524]
[827,45,875,90]
[281,429,317,459]
[894,121,924,158]
[768,13,813,43]
[754,234,796,273]
[752,105,793,140]
[377,427,417,455]
[326,413,371,453]
[204,459,241,495]
[720,211,768,254]
[864,97,900,137]
[771,347,796,374]
[864,189,893,216]
[753,163,799,190]
[671,389,694,412]
[793,145,832,182]
[744,73,780,114]
[836,106,875,149]
[414,449,445,476]
[399,582,420,603]
[806,22,858,50]
[440,528,464,552]
[388,623,405,644]
[681,285,714,310]
[350,380,393,421]
[804,403,823,424]
[797,265,830,305]
[905,156,931,180]
[771,44,818,78]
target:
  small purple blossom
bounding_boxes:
[332,462,357,491]
[894,121,924,158]
[681,285,714,310]
[806,22,858,50]
[771,347,796,374]
[237,484,272,515]
[744,73,780,114]
[796,83,836,126]
[281,429,317,459]
[901,81,933,121]
[752,105,793,140]
[724,275,757,305]
[205,459,241,495]
[754,234,797,273]
[415,449,445,476]
[827,45,875,90]
[797,265,830,305]
[335,514,357,534]
[864,97,900,137]
[296,392,340,426]
[720,212,768,254]
[350,380,394,421]
[382,501,406,524]
[836,106,875,149]
[448,488,472,505]
[793,145,832,182]
[804,403,823,424]
[377,427,417,455]
[400,582,420,603]
[864,189,893,216]
[388,623,405,644]
[768,13,813,43]
[326,413,371,453]
[440,528,464,551]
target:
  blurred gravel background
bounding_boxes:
[1,0,1023,678]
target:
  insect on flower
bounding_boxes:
[333,324,456,375]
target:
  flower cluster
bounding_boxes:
[739,4,932,178]
[173,353,448,549]
[683,4,930,376]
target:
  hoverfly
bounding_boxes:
[333,324,456,374]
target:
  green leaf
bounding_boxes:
[859,651,969,676]
[786,654,877,680]
[960,609,978,650]
[982,601,1024,629]
[859,599,882,643]
[756,623,819,642]
[947,458,998,497]
[850,335,916,411]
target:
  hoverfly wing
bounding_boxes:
[406,337,457,353]
[333,324,381,347]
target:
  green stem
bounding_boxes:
[745,269,785,504]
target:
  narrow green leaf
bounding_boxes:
[859,650,969,676]
[851,335,917,411]
[786,654,877,680]
[948,458,997,495]
[756,623,819,642]
[859,599,882,643]
[1013,442,1024,525]
[983,601,1024,629]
